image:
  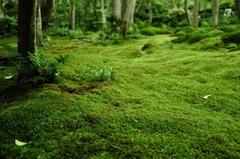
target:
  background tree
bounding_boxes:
[184,0,191,26]
[148,0,153,25]
[193,0,199,28]
[211,0,218,28]
[0,0,4,18]
[235,0,240,20]
[18,0,37,57]
[69,0,75,30]
[36,3,46,47]
[40,0,54,30]
[120,0,136,36]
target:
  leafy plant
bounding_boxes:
[16,52,69,84]
[79,65,116,82]
[167,42,174,49]
[0,16,17,37]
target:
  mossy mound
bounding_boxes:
[218,25,240,33]
[221,30,240,44]
[140,27,172,36]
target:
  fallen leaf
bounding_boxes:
[4,75,13,80]
[15,139,27,146]
[203,94,211,99]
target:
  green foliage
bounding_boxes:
[140,27,172,36]
[221,30,240,44]
[47,27,83,38]
[219,15,240,26]
[0,16,17,37]
[201,21,210,28]
[135,18,148,29]
[69,29,83,39]
[79,65,116,82]
[218,25,240,33]
[17,52,69,84]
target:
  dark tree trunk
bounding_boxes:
[40,0,54,30]
[18,0,37,57]
[235,0,240,20]
[93,0,98,22]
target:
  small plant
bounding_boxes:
[167,42,174,49]
[16,52,69,84]
[69,29,83,39]
[79,65,116,82]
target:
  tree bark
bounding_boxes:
[40,0,54,30]
[120,0,136,36]
[111,0,122,32]
[193,0,199,28]
[69,0,75,30]
[211,0,218,28]
[235,0,240,20]
[112,0,121,20]
[18,0,37,57]
[184,0,191,26]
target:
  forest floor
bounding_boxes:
[0,34,240,158]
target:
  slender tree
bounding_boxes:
[184,0,191,26]
[18,0,37,57]
[193,0,199,28]
[41,0,54,30]
[211,0,218,28]
[235,0,240,20]
[101,0,107,28]
[69,0,75,30]
[36,3,46,47]
[148,0,153,25]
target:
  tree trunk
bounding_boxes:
[211,0,218,28]
[235,0,240,20]
[69,0,75,30]
[0,0,4,18]
[112,0,121,20]
[101,0,107,28]
[40,0,54,30]
[93,0,98,22]
[120,0,136,36]
[18,0,37,57]
[135,0,142,14]
[36,4,46,47]
[111,0,121,32]
[193,0,199,28]
[184,0,191,26]
[148,0,153,25]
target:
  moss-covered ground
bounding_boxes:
[0,34,239,158]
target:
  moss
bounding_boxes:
[221,30,240,44]
[218,25,240,33]
[140,27,172,36]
